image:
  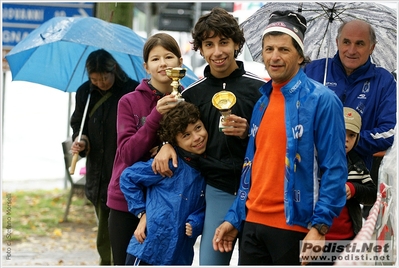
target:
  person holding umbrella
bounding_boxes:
[106,32,186,265]
[211,10,347,265]
[70,49,139,265]
[303,19,397,218]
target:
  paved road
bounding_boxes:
[2,233,238,266]
[2,225,98,266]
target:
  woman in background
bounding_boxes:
[70,49,139,265]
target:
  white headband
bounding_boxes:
[262,25,304,51]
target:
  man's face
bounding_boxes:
[199,32,239,79]
[262,34,303,84]
[336,21,375,76]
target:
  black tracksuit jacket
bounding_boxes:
[182,61,266,195]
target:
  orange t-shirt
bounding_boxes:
[246,82,308,233]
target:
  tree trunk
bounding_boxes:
[95,2,134,28]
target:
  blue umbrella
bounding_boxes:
[5,16,197,92]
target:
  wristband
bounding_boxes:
[157,141,169,153]
[137,211,146,219]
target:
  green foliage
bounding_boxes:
[2,189,95,242]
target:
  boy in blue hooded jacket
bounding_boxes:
[120,101,207,265]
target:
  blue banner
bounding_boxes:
[2,2,94,48]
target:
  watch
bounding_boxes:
[312,223,329,235]
[137,211,146,219]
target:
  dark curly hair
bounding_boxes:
[191,7,245,57]
[158,102,201,146]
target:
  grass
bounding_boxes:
[2,188,96,242]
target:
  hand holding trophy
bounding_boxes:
[166,67,186,102]
[212,91,236,131]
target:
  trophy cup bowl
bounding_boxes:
[212,91,236,131]
[212,91,236,117]
[166,67,186,102]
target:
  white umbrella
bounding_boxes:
[241,2,397,73]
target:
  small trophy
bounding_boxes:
[212,91,236,131]
[166,67,186,102]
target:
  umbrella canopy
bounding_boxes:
[241,2,397,72]
[5,16,197,92]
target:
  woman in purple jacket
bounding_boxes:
[106,32,185,265]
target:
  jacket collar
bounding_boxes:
[332,52,373,81]
[203,60,246,80]
[176,146,205,171]
[261,69,306,97]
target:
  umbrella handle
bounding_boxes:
[70,153,79,175]
[69,93,91,175]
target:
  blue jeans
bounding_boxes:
[199,184,237,265]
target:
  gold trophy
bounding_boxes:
[166,67,186,102]
[212,91,236,131]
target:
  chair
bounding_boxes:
[62,139,86,222]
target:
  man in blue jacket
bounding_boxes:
[303,19,396,172]
[212,10,347,265]
[303,19,396,219]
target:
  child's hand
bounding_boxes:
[345,184,352,199]
[185,223,192,237]
[222,114,249,139]
[151,143,177,177]
[134,215,147,243]
[156,94,178,115]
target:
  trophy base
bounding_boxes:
[166,96,184,106]
[176,97,185,103]
[218,115,233,132]
[170,91,185,103]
